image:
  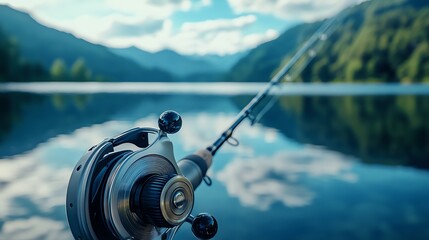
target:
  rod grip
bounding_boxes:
[178,149,213,190]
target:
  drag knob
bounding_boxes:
[133,174,194,227]
[158,110,182,134]
[187,213,218,239]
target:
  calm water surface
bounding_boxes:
[0,84,428,240]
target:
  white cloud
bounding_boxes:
[0,0,57,10]
[104,14,278,55]
[105,0,194,19]
[227,0,363,21]
[0,0,172,43]
[173,15,279,55]
[201,0,212,7]
[144,17,278,55]
[104,19,165,37]
[0,0,278,55]
[216,147,358,210]
[181,15,256,32]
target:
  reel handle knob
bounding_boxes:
[186,213,218,239]
[158,110,182,134]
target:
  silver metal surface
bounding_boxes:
[66,140,113,240]
[178,160,203,189]
[160,175,194,225]
[103,134,183,239]
[67,128,191,240]
[105,155,175,239]
[173,191,186,209]
[66,122,201,240]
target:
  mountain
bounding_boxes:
[0,5,173,82]
[189,52,248,72]
[225,0,429,84]
[110,47,244,79]
[110,47,221,78]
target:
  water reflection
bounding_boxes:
[0,92,429,239]
[258,95,429,169]
[217,147,358,210]
[2,217,70,240]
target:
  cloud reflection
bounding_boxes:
[216,147,358,210]
[2,217,71,240]
[0,120,137,239]
[176,113,279,155]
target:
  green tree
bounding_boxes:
[50,59,68,81]
[0,30,19,81]
[1,27,48,82]
[71,58,92,81]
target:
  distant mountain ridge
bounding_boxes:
[110,46,245,78]
[0,5,173,82]
[190,52,247,72]
[110,47,219,78]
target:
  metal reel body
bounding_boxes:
[66,128,184,240]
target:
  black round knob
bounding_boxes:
[191,213,218,239]
[158,110,182,134]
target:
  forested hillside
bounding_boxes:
[0,5,173,82]
[226,0,429,83]
[0,28,107,82]
[0,28,47,82]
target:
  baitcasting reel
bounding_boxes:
[66,111,217,240]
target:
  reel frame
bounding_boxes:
[66,127,191,239]
[67,112,218,240]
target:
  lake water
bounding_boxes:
[0,83,429,239]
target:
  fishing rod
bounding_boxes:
[207,13,343,156]
[66,9,348,240]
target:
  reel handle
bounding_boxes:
[178,148,213,189]
[186,213,218,239]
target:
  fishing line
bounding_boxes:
[247,8,351,126]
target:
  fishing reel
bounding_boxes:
[66,111,218,240]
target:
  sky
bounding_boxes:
[0,0,362,55]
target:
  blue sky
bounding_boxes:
[0,0,361,55]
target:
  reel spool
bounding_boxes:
[66,111,217,240]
